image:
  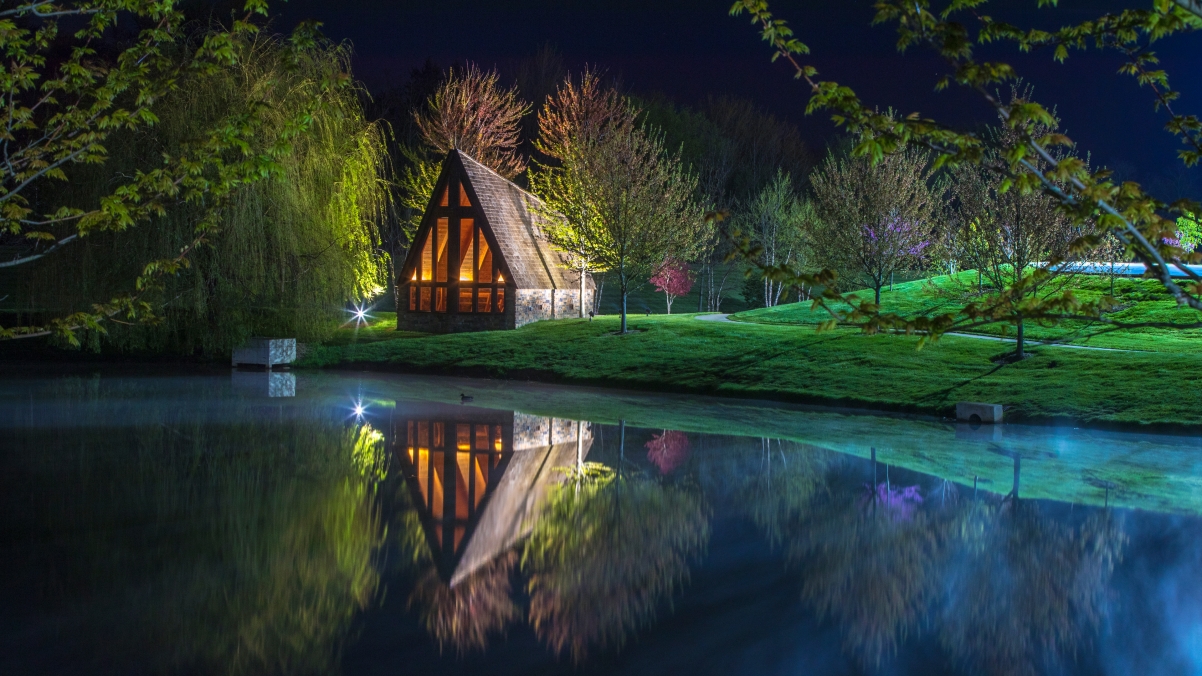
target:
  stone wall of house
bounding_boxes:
[515,288,597,327]
[515,289,553,328]
[512,413,591,451]
[550,289,596,319]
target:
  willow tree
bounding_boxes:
[9,36,392,354]
[0,1,337,343]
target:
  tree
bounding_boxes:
[649,257,693,314]
[810,147,936,306]
[949,94,1077,359]
[7,36,391,355]
[413,63,530,179]
[729,1,1202,344]
[522,464,709,662]
[0,1,336,343]
[739,169,813,307]
[532,73,704,333]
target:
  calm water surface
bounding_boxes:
[2,367,1202,675]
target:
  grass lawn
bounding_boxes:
[734,271,1202,353]
[322,311,423,346]
[302,312,1202,429]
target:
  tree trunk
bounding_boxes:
[621,287,628,333]
[579,264,586,318]
[665,292,673,315]
[874,284,882,305]
[1015,313,1025,359]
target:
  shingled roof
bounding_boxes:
[453,150,588,291]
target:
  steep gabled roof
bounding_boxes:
[454,151,589,290]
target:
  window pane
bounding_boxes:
[435,218,449,282]
[475,425,489,450]
[496,288,505,312]
[477,288,491,313]
[409,285,416,311]
[418,421,430,448]
[420,230,433,281]
[433,422,445,448]
[493,425,503,451]
[478,234,492,283]
[456,424,471,450]
[420,287,431,312]
[459,182,472,207]
[435,287,447,312]
[459,289,473,313]
[459,219,475,282]
[439,184,449,207]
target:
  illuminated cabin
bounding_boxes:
[396,150,595,333]
[390,402,592,586]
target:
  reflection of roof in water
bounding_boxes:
[390,402,592,587]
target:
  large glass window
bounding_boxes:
[408,179,508,316]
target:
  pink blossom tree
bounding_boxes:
[645,431,690,474]
[649,258,694,314]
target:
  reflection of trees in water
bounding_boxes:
[939,502,1125,676]
[407,552,521,653]
[396,484,520,654]
[1,393,387,674]
[522,463,710,661]
[791,480,947,668]
[731,439,1129,672]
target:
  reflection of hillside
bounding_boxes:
[390,403,594,652]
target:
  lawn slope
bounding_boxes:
[734,272,1202,353]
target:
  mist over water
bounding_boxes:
[1,368,1200,675]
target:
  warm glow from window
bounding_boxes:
[459,182,472,207]
[459,289,473,312]
[439,184,449,207]
[420,287,431,311]
[497,272,504,283]
[496,288,505,312]
[459,219,475,282]
[435,287,447,313]
[478,237,492,283]
[456,424,471,451]
[436,218,449,282]
[420,231,433,281]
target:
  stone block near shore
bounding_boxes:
[956,402,1003,424]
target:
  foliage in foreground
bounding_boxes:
[728,0,1202,347]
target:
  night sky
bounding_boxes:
[273,0,1202,194]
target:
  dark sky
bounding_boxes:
[272,0,1202,191]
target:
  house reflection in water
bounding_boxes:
[390,403,592,587]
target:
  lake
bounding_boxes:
[2,367,1200,675]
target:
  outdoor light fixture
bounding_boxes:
[351,397,366,419]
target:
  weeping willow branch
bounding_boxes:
[3,34,394,353]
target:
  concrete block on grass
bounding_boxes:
[956,402,1003,424]
[232,338,296,370]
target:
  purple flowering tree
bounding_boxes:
[854,216,930,305]
[811,148,938,307]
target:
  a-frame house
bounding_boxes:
[397,150,594,333]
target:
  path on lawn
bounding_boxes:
[693,314,1134,352]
